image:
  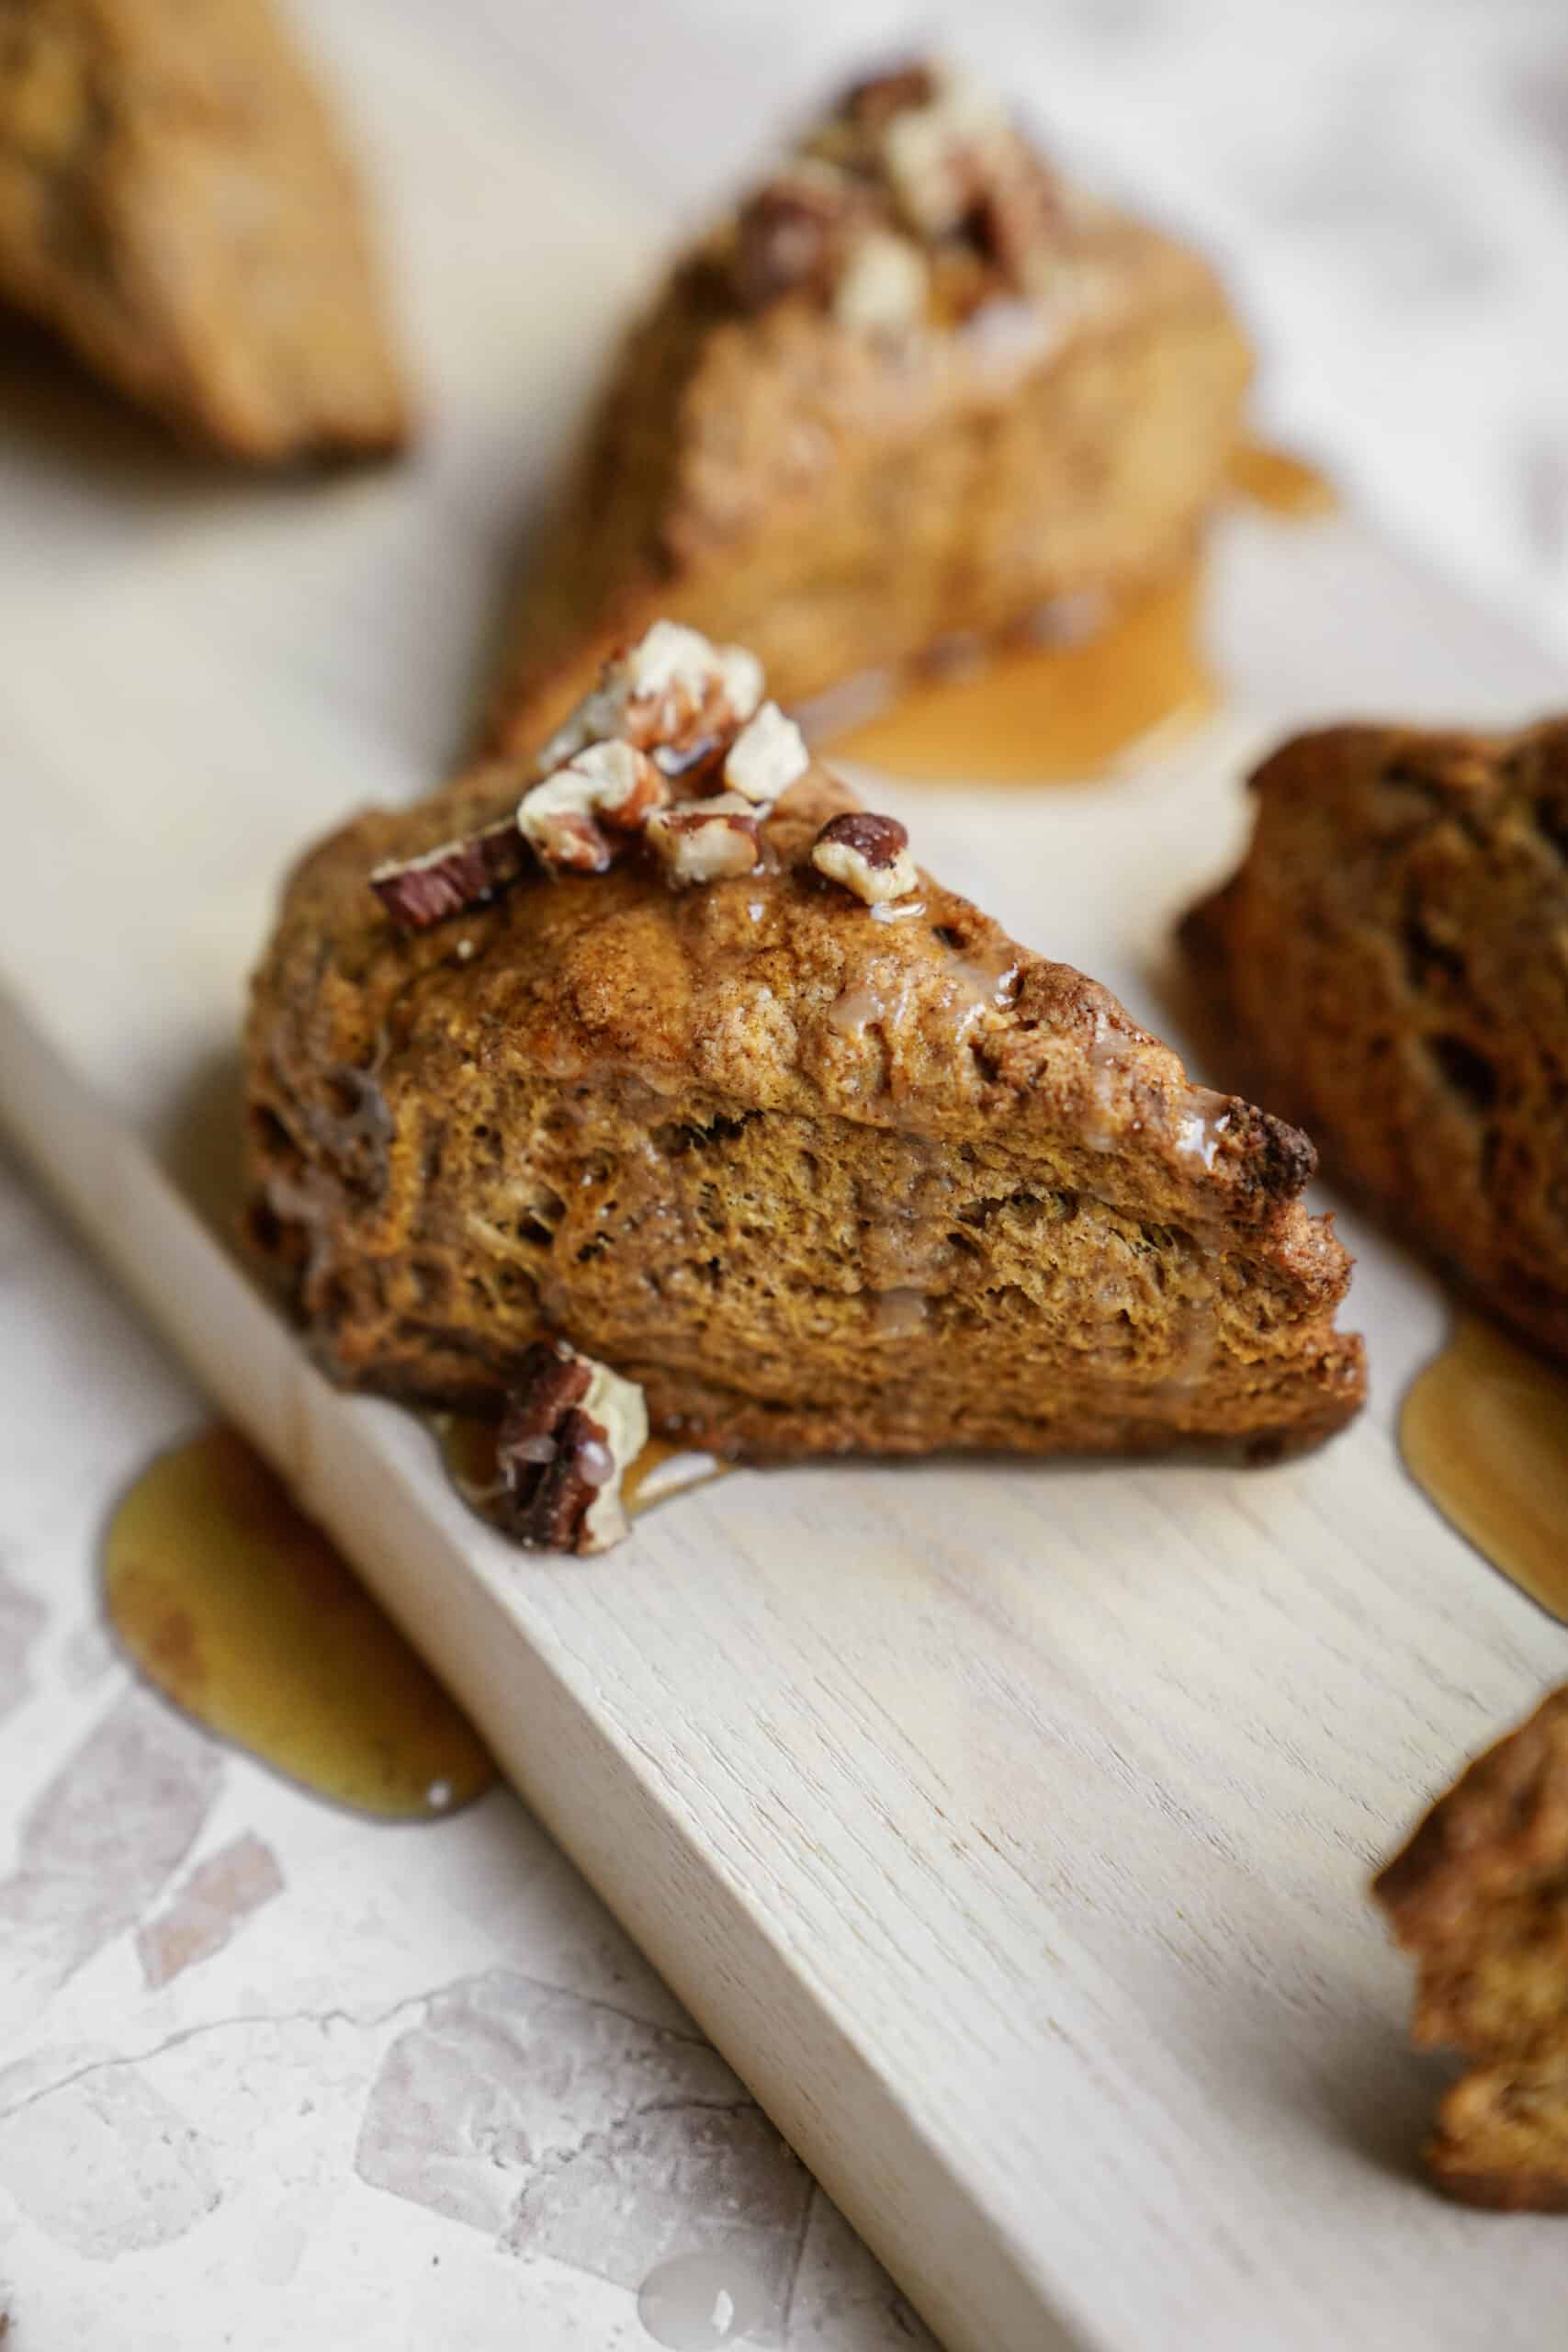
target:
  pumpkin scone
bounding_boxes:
[491,56,1250,752]
[1375,1686,1568,2209]
[1181,722,1568,1363]
[0,0,408,459]
[244,621,1362,1549]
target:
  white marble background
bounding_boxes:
[4,1,1568,2346]
[0,1153,932,2350]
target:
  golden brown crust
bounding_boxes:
[1430,2169,1568,2212]
[243,751,1364,1463]
[1426,2064,1568,2210]
[1375,1688,1568,2059]
[1181,721,1568,1363]
[491,202,1249,752]
[0,0,408,459]
[1374,1688,1568,2210]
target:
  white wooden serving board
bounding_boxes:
[4,6,1568,2347]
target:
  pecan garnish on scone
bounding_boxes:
[731,57,1062,326]
[646,795,763,885]
[723,702,809,802]
[367,625,926,943]
[811,810,919,905]
[370,819,530,933]
[367,625,829,928]
[843,63,941,134]
[494,1338,649,1555]
[535,621,763,777]
[516,741,668,874]
[734,161,869,311]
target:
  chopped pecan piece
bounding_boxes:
[495,1338,648,1555]
[646,793,763,885]
[811,810,919,905]
[843,62,940,132]
[649,731,728,789]
[722,701,810,803]
[734,161,859,310]
[881,75,1003,238]
[968,157,1063,287]
[833,229,929,330]
[879,71,1061,287]
[370,818,529,933]
[517,741,667,874]
[535,622,763,777]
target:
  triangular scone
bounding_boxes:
[489,57,1249,754]
[247,623,1361,1461]
[0,0,407,458]
[1183,722,1568,1363]
[1375,1687,1568,2210]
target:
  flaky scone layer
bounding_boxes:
[246,760,1362,1461]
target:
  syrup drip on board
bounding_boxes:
[1400,1315,1568,1622]
[104,1426,495,1818]
[1226,439,1338,518]
[824,560,1213,784]
[436,1415,729,1524]
[818,441,1333,785]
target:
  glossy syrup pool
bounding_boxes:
[1226,439,1337,517]
[104,1426,495,1818]
[816,442,1332,785]
[636,2250,770,2347]
[435,1414,728,1525]
[1400,1315,1568,1621]
[823,559,1213,784]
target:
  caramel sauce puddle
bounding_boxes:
[105,1426,495,1818]
[823,560,1213,785]
[105,1418,730,1818]
[1226,440,1338,519]
[1400,1316,1568,1622]
[818,444,1333,785]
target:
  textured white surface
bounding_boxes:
[4,4,1568,2350]
[0,1173,918,2349]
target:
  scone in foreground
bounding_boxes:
[245,621,1363,1518]
[1183,722,1568,1363]
[491,57,1250,752]
[0,0,407,458]
[1375,1687,1568,2209]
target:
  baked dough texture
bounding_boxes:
[1375,1686,1568,2209]
[244,752,1364,1462]
[1183,721,1568,1363]
[0,0,408,458]
[491,65,1249,749]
